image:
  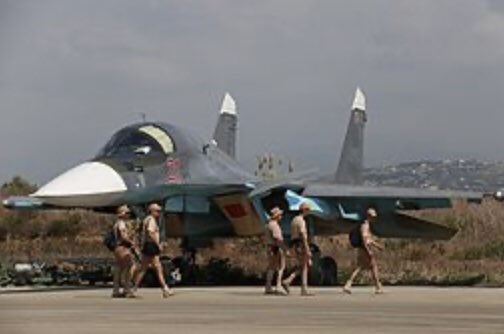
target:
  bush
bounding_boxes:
[1,176,37,196]
[461,240,504,261]
[46,217,82,239]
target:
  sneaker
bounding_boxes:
[264,288,276,295]
[162,287,174,298]
[281,280,291,295]
[301,290,315,297]
[124,291,137,298]
[111,292,125,298]
[275,288,288,296]
[342,284,352,294]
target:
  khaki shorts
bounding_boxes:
[357,248,372,269]
[290,239,310,266]
[267,245,280,256]
[114,246,133,267]
[290,239,305,255]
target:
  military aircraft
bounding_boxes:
[3,89,482,248]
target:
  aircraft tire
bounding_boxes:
[319,256,338,286]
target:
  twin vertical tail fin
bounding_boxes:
[334,87,367,185]
[213,89,364,170]
[212,93,238,159]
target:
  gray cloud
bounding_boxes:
[1,0,503,185]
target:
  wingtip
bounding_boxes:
[220,92,237,115]
[351,87,366,111]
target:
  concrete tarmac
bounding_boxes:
[1,287,504,334]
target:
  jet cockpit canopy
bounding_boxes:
[96,124,176,160]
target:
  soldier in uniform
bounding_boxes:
[343,207,384,294]
[282,202,313,296]
[264,207,288,295]
[133,203,174,298]
[112,205,136,298]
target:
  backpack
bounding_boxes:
[103,225,118,252]
[349,225,363,248]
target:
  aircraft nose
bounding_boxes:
[33,161,127,198]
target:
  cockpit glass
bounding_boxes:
[97,125,175,158]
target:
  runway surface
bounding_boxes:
[1,287,503,334]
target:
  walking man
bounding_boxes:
[133,203,174,298]
[264,206,288,295]
[112,205,136,298]
[282,202,313,296]
[343,206,384,294]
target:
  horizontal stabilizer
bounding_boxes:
[373,212,457,240]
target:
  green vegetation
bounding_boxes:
[0,176,37,197]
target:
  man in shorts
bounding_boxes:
[264,206,288,295]
[112,205,136,298]
[133,203,173,298]
[343,206,384,294]
[282,202,313,296]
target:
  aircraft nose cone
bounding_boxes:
[33,162,127,206]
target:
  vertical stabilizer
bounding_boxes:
[335,87,367,184]
[213,92,238,159]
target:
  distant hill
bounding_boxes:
[364,159,504,192]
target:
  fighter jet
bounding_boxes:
[3,89,482,244]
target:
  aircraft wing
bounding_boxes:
[303,184,482,208]
[300,183,482,240]
[250,181,482,240]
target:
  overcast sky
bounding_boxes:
[1,0,504,185]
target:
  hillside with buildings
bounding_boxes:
[364,159,504,192]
